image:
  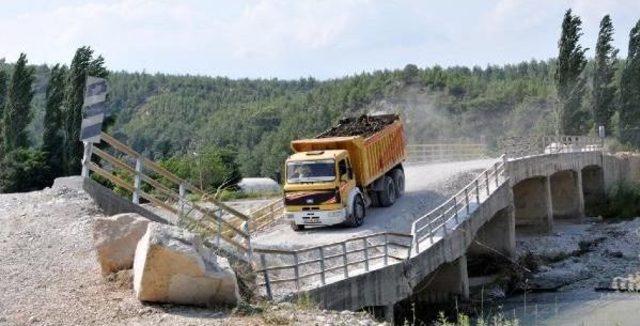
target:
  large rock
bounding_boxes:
[93,213,150,275]
[133,223,240,306]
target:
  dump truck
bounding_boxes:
[283,114,407,231]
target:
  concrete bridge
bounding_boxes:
[255,148,640,322]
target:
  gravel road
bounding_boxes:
[253,159,498,249]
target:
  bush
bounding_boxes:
[0,148,51,193]
[605,181,640,218]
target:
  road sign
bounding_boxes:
[80,76,108,143]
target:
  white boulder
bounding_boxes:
[93,213,150,275]
[133,223,240,306]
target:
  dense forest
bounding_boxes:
[1,10,639,193]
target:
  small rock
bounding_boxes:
[28,316,38,324]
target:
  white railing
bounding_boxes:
[500,135,603,159]
[406,142,487,164]
[411,156,507,253]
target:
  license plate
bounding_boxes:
[304,217,321,224]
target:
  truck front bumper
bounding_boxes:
[285,208,347,226]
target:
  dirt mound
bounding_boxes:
[316,114,398,138]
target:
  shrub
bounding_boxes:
[0,148,51,193]
[605,181,640,218]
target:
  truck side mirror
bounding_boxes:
[339,163,347,176]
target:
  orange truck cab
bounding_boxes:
[283,114,407,231]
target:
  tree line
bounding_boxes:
[0,47,106,192]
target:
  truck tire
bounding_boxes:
[392,169,405,197]
[290,222,305,231]
[369,191,381,207]
[378,176,397,207]
[345,195,365,227]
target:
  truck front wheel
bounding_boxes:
[393,169,405,197]
[379,176,397,207]
[345,195,365,227]
[290,222,305,231]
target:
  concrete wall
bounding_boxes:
[582,165,606,216]
[467,205,515,258]
[414,255,469,304]
[83,177,169,224]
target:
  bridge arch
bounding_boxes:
[513,176,552,230]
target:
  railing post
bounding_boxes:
[260,254,273,300]
[383,234,389,266]
[464,187,470,215]
[132,156,143,204]
[319,247,326,285]
[243,221,252,259]
[453,197,459,224]
[485,170,490,195]
[475,179,480,204]
[216,208,223,249]
[495,164,499,188]
[341,242,348,278]
[81,141,93,178]
[411,222,420,254]
[179,183,186,217]
[363,238,370,272]
[293,252,300,291]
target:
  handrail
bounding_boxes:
[83,132,253,258]
[406,142,487,164]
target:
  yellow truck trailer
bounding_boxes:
[283,114,407,230]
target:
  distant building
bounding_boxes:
[237,178,281,194]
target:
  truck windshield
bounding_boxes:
[286,159,335,183]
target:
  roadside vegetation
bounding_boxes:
[605,181,640,218]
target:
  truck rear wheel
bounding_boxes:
[369,191,381,207]
[392,169,405,197]
[379,176,397,207]
[290,222,305,231]
[345,195,365,227]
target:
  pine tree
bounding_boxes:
[619,19,640,147]
[555,9,588,135]
[0,70,8,155]
[2,53,35,152]
[42,64,67,180]
[62,46,108,175]
[592,15,618,134]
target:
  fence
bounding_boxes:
[254,232,412,299]
[411,156,507,253]
[406,142,487,164]
[248,198,284,232]
[81,132,253,258]
[500,135,603,159]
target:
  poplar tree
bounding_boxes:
[42,64,67,178]
[619,20,640,147]
[555,9,588,135]
[2,53,34,152]
[592,15,618,134]
[62,46,107,175]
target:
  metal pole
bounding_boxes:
[81,141,93,178]
[485,170,490,195]
[133,157,143,204]
[260,254,273,300]
[453,197,459,224]
[319,247,326,285]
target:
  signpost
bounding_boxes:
[80,76,108,177]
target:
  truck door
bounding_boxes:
[338,158,356,206]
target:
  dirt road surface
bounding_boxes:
[253,159,497,249]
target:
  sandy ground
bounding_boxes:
[253,159,498,249]
[0,177,384,326]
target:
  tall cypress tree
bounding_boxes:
[555,9,588,135]
[2,53,35,152]
[0,70,8,155]
[42,64,67,179]
[619,19,640,147]
[62,46,108,175]
[592,15,618,134]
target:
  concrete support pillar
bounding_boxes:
[415,255,469,304]
[575,171,585,219]
[383,304,394,324]
[550,170,582,220]
[545,175,554,231]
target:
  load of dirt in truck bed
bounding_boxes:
[316,114,398,138]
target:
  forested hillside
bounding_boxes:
[2,59,608,180]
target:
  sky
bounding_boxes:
[1,0,639,80]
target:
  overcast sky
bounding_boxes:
[1,0,639,79]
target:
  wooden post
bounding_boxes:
[132,156,143,204]
[319,247,326,285]
[81,141,93,178]
[363,238,370,272]
[260,254,273,300]
[293,252,300,291]
[341,242,348,278]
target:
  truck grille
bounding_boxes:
[284,190,340,206]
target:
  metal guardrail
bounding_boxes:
[81,132,253,258]
[500,135,603,159]
[411,156,506,253]
[254,232,412,300]
[406,143,487,164]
